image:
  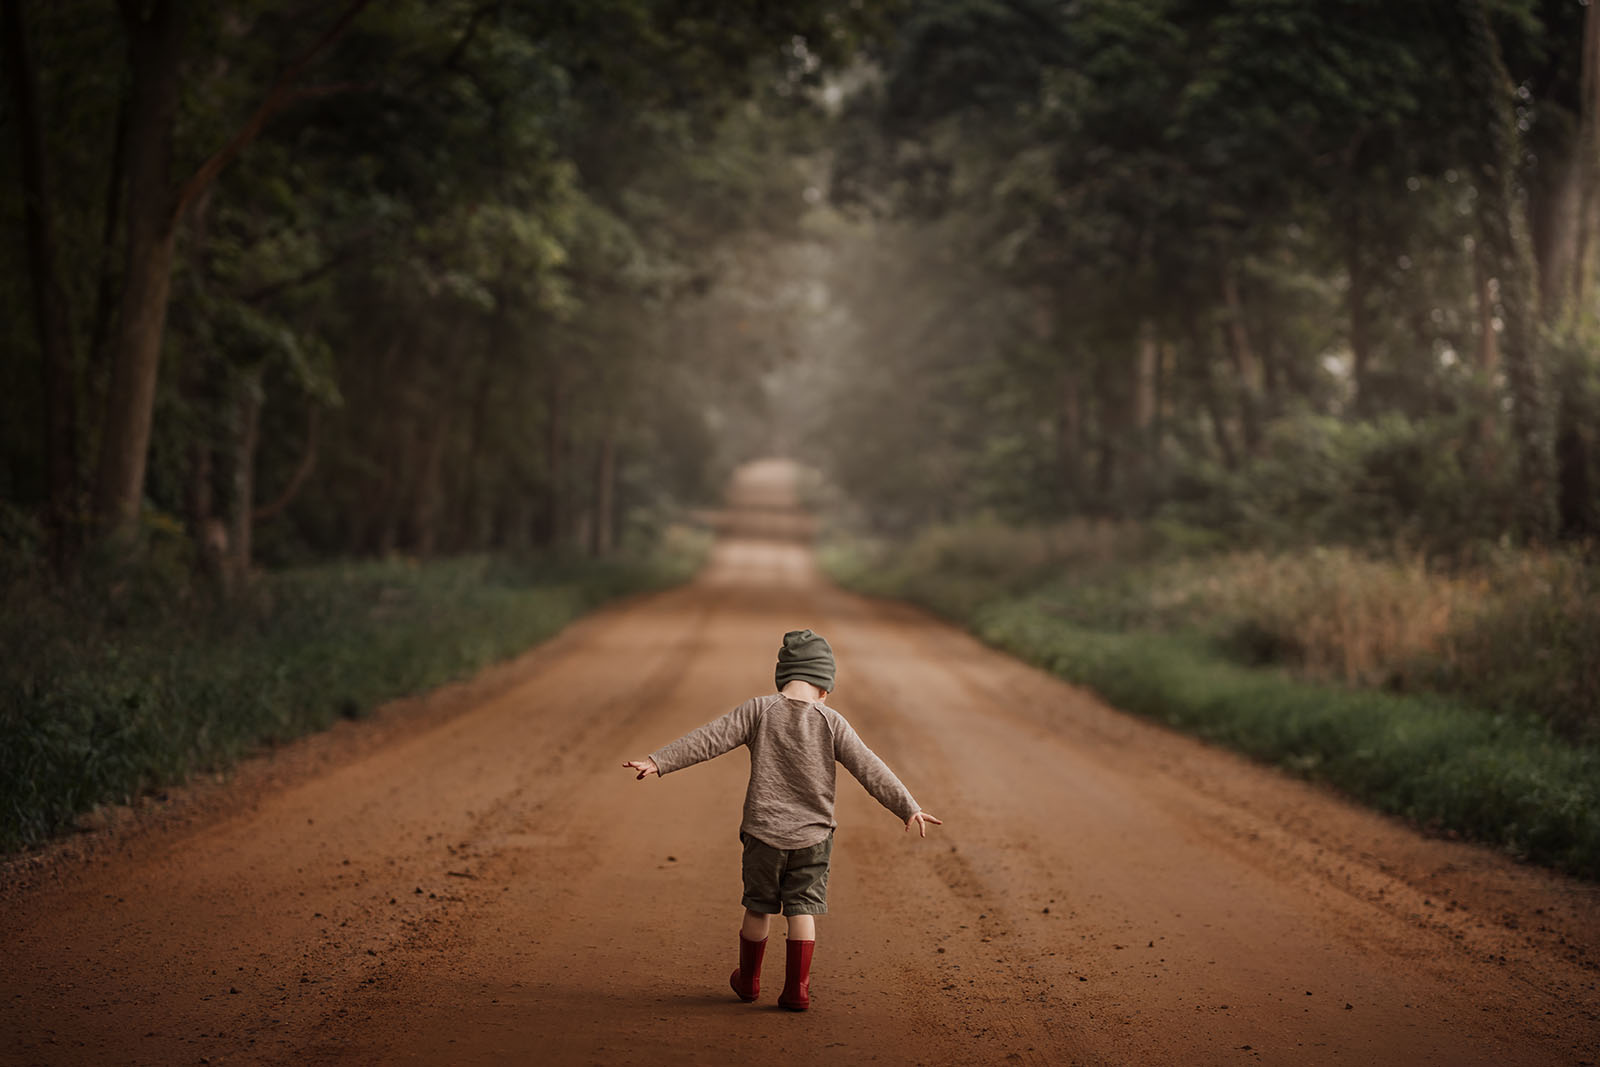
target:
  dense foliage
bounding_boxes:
[2,0,885,579]
[814,0,1600,549]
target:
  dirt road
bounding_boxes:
[4,460,1598,1066]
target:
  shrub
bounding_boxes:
[1161,411,1514,549]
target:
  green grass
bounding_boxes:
[822,535,1600,881]
[1,540,707,853]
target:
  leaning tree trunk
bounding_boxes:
[92,0,372,551]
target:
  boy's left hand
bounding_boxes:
[623,758,659,780]
[905,811,943,837]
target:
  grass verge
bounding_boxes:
[1,535,707,853]
[822,534,1600,881]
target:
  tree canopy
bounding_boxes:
[3,0,1598,586]
[815,0,1599,547]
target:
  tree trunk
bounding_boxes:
[4,0,80,572]
[1057,366,1084,510]
[1573,0,1600,316]
[373,424,407,558]
[1534,0,1600,327]
[1471,235,1501,457]
[1129,322,1159,505]
[1536,153,1583,325]
[88,97,130,375]
[1090,359,1119,511]
[455,326,499,552]
[410,414,449,559]
[1345,201,1373,412]
[1449,0,1556,540]
[1554,365,1595,537]
[591,426,616,557]
[228,364,263,585]
[544,370,569,548]
[1554,0,1600,538]
[93,0,183,548]
[1220,265,1263,452]
[1187,315,1238,470]
[187,438,230,591]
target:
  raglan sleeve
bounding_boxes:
[829,711,921,822]
[649,698,761,775]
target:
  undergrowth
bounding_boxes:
[0,532,707,853]
[821,521,1600,879]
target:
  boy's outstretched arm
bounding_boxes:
[831,714,942,839]
[621,699,761,781]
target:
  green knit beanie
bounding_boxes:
[775,629,836,692]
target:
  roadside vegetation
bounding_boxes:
[0,526,708,852]
[822,521,1600,879]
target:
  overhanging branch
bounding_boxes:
[170,0,374,226]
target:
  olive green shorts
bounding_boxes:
[740,831,833,916]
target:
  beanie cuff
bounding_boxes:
[776,666,834,692]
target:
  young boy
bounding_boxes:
[623,628,942,1011]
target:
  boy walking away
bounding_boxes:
[623,629,942,1011]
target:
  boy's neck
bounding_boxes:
[778,680,829,703]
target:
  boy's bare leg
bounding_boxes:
[787,914,815,940]
[740,909,771,941]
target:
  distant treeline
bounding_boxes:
[817,0,1600,550]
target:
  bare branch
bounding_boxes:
[171,0,374,226]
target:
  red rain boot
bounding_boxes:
[778,938,814,1011]
[729,935,766,1002]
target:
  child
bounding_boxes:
[623,628,942,1011]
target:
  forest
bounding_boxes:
[3,1,1598,866]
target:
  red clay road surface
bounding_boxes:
[3,460,1598,1066]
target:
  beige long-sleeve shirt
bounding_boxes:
[650,693,920,849]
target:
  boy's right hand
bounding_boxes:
[623,758,659,780]
[905,811,943,838]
